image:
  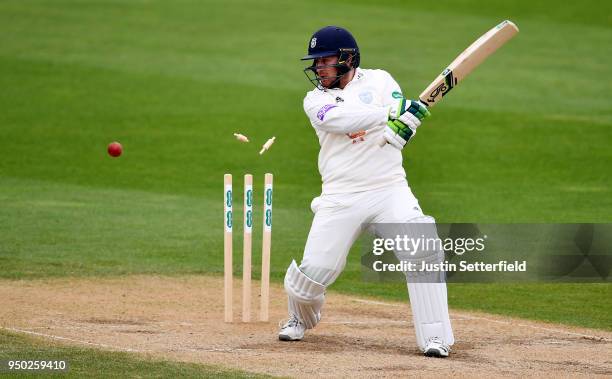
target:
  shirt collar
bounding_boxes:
[345,68,364,89]
[324,68,364,93]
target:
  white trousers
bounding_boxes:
[296,184,454,348]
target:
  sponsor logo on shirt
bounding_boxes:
[335,96,344,103]
[347,130,367,144]
[316,104,337,121]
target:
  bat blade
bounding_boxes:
[419,20,519,107]
[380,20,518,148]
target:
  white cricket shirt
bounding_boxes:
[303,68,408,194]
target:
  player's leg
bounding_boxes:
[372,185,454,357]
[280,193,366,341]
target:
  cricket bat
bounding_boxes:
[381,20,519,146]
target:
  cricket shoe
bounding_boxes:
[278,315,306,341]
[423,337,450,358]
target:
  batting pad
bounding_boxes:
[284,260,326,329]
[407,281,455,350]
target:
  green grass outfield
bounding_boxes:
[1,0,610,352]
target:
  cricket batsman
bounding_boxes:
[278,26,454,358]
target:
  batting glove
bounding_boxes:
[383,98,430,149]
[390,98,431,121]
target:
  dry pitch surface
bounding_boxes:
[1,276,611,377]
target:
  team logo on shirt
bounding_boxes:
[310,38,317,48]
[359,91,373,104]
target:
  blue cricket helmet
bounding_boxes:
[301,26,360,68]
[301,26,360,89]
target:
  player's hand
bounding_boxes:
[390,98,430,123]
[383,98,430,149]
[383,120,411,149]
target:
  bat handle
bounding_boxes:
[418,98,430,107]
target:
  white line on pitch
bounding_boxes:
[321,320,409,325]
[181,347,254,353]
[350,298,403,307]
[348,297,610,341]
[456,314,610,341]
[3,327,260,354]
[1,327,143,352]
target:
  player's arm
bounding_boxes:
[303,93,387,134]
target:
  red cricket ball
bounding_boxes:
[107,141,123,157]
